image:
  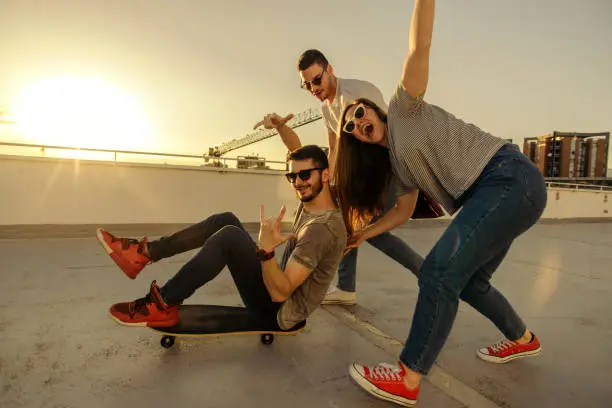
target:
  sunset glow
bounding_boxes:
[12,76,154,151]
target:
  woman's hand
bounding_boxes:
[344,231,367,255]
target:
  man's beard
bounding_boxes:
[296,179,323,203]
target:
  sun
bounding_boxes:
[12,76,154,151]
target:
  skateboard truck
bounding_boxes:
[159,333,276,349]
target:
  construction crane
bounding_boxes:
[208,107,322,158]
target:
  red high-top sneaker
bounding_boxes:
[109,281,179,328]
[97,228,151,279]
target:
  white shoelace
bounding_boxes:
[489,339,516,353]
[370,363,402,381]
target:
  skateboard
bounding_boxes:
[149,304,306,349]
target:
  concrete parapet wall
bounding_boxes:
[1,155,610,239]
[0,154,298,226]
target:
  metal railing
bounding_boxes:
[546,181,612,192]
[0,141,288,171]
[2,141,611,190]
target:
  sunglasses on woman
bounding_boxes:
[342,103,367,134]
[285,167,325,183]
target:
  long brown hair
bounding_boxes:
[333,98,393,235]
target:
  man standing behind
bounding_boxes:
[256,49,423,305]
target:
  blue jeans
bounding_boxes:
[338,233,423,291]
[337,188,424,292]
[399,144,547,375]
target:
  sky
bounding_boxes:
[0,0,610,164]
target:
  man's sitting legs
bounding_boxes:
[97,212,248,279]
[107,213,281,328]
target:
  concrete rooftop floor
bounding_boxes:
[1,221,611,408]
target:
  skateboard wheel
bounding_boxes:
[161,335,175,349]
[260,333,274,345]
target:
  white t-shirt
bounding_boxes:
[321,77,388,136]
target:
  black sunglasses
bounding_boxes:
[300,64,328,91]
[285,167,325,183]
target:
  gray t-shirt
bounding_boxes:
[387,84,507,215]
[276,205,347,329]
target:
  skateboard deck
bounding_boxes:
[149,304,306,349]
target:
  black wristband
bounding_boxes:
[255,247,275,261]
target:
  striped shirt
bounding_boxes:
[387,84,507,215]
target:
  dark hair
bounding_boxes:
[297,49,329,71]
[333,98,392,234]
[288,144,329,169]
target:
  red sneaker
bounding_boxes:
[349,362,420,407]
[477,333,542,363]
[109,281,179,328]
[96,228,151,279]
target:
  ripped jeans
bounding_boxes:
[399,143,548,375]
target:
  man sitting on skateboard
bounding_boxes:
[98,145,347,331]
